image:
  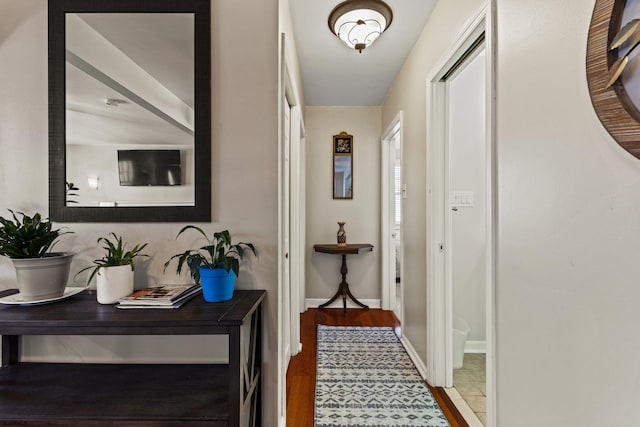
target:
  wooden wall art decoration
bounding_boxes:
[587,0,640,159]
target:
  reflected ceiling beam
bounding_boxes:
[66,109,193,147]
[66,52,194,136]
[65,13,193,136]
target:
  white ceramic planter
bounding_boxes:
[11,252,74,301]
[96,265,134,304]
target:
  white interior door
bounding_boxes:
[282,95,291,370]
[280,92,292,427]
[289,103,304,356]
[280,33,306,427]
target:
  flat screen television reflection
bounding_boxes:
[118,149,182,186]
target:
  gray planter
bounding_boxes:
[11,252,74,301]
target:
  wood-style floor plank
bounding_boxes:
[286,308,468,427]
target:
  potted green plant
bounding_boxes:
[76,232,148,304]
[65,181,79,204]
[164,227,256,302]
[0,210,73,301]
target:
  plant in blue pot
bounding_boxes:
[164,227,256,302]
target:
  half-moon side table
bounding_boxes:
[313,243,374,314]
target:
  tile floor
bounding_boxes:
[453,353,486,425]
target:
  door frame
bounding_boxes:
[289,91,305,356]
[278,32,305,427]
[381,111,403,321]
[282,93,292,372]
[425,3,496,426]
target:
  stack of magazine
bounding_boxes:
[116,284,201,309]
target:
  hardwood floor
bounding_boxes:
[285,308,469,427]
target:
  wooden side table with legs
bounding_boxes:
[313,243,373,314]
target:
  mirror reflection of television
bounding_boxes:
[118,150,182,186]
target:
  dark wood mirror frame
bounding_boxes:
[48,0,211,222]
[332,132,353,200]
[587,0,640,160]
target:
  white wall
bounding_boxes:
[0,0,280,424]
[305,106,381,305]
[496,0,640,425]
[449,50,486,344]
[382,0,485,363]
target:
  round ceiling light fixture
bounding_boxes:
[104,98,128,107]
[328,0,393,53]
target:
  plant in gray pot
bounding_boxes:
[76,233,148,304]
[0,210,73,301]
[164,227,256,302]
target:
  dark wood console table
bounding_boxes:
[0,289,265,427]
[313,243,373,314]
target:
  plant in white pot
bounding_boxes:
[164,227,256,302]
[0,210,73,301]
[76,233,148,304]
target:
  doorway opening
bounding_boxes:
[381,112,403,325]
[446,40,487,425]
[392,132,402,320]
[426,5,495,427]
[279,33,306,427]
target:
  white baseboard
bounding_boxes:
[465,340,486,353]
[305,298,381,310]
[445,387,484,427]
[400,335,428,380]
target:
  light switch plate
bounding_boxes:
[450,191,474,207]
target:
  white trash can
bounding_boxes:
[452,316,470,369]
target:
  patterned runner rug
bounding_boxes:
[315,325,450,427]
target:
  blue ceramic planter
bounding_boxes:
[199,267,236,302]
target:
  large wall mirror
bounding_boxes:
[49,0,211,222]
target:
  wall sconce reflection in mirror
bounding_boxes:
[333,131,353,199]
[87,176,100,190]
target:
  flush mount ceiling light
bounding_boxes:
[328,0,393,53]
[104,98,128,107]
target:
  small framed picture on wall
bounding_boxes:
[334,133,352,154]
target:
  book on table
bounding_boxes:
[117,284,201,309]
